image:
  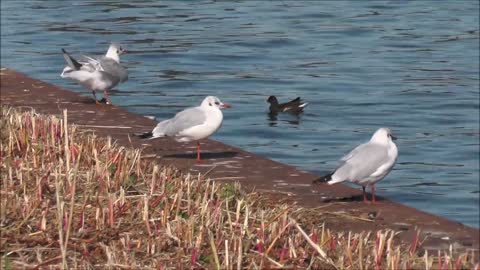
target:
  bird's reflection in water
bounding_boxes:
[267,112,301,127]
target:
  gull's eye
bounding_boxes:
[209,103,212,106]
[116,50,119,54]
[214,101,220,105]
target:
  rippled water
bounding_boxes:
[1,0,479,228]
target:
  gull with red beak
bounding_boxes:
[138,96,231,161]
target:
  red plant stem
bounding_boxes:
[63,211,68,232]
[351,238,358,251]
[279,246,287,261]
[455,256,462,270]
[108,196,114,227]
[70,145,78,161]
[330,236,336,252]
[409,230,420,255]
[149,195,164,208]
[144,218,152,236]
[191,247,198,268]
[312,233,318,243]
[257,240,264,253]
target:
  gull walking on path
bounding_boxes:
[138,96,231,161]
[61,43,128,104]
[267,96,308,114]
[313,128,398,203]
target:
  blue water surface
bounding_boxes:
[1,0,479,228]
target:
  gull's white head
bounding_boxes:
[201,96,231,110]
[105,43,126,62]
[370,128,397,144]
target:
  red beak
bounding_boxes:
[221,103,231,109]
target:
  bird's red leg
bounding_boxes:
[362,186,367,203]
[196,142,201,161]
[371,185,376,204]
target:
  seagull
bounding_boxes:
[313,128,398,203]
[267,96,308,114]
[60,43,128,104]
[138,96,231,161]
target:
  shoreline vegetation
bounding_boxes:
[0,106,477,269]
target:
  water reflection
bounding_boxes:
[267,112,302,126]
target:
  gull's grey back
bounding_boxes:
[153,107,207,137]
[99,57,128,83]
[335,143,390,183]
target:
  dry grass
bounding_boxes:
[0,106,477,269]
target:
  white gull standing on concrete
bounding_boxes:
[60,43,128,104]
[138,96,231,161]
[314,128,398,203]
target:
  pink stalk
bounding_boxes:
[82,246,90,260]
[149,195,163,208]
[279,246,287,262]
[330,235,336,252]
[15,159,21,169]
[108,196,114,227]
[351,238,358,251]
[454,256,462,270]
[438,252,442,270]
[409,230,420,255]
[441,257,448,270]
[257,240,264,253]
[70,145,78,161]
[144,219,152,236]
[311,233,318,243]
[311,226,318,244]
[153,221,159,235]
[191,247,198,268]
[63,211,68,232]
[69,182,75,198]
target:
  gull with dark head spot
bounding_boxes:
[61,43,128,104]
[314,128,398,203]
[138,96,231,161]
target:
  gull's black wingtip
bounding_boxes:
[62,48,83,70]
[312,172,333,184]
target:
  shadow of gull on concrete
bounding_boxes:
[320,194,386,203]
[163,151,238,160]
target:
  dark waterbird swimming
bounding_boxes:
[267,96,308,114]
